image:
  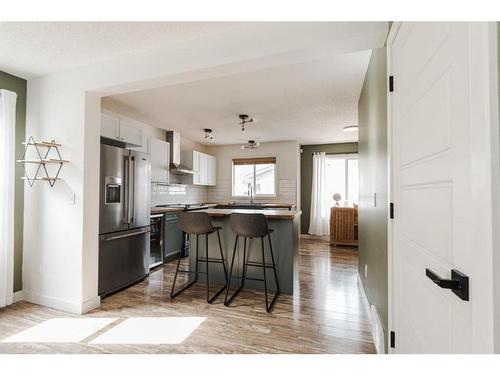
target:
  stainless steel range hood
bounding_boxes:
[166,131,198,175]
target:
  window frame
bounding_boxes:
[325,153,359,204]
[231,156,278,198]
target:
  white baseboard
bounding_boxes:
[357,274,385,354]
[81,295,101,314]
[23,291,101,315]
[13,290,23,303]
[370,305,385,354]
[300,234,330,241]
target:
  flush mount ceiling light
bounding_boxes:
[203,128,214,140]
[241,140,260,150]
[343,125,359,132]
[238,114,257,132]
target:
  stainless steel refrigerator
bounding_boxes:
[98,143,151,296]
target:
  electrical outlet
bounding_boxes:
[365,264,368,278]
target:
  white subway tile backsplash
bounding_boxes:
[207,179,297,204]
[151,183,208,206]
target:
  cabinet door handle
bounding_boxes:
[425,268,469,301]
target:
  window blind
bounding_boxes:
[232,157,276,166]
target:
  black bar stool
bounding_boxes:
[224,213,280,312]
[171,211,228,303]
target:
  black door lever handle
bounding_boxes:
[425,268,469,301]
[426,269,461,289]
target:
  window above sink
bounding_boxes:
[232,157,276,198]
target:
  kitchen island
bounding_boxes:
[187,208,301,294]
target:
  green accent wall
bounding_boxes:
[300,142,358,234]
[357,47,388,352]
[1,71,27,293]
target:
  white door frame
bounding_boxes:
[386,22,500,353]
[386,21,398,354]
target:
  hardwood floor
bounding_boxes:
[0,237,375,354]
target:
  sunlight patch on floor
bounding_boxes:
[89,317,206,345]
[1,318,117,343]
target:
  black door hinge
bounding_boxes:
[389,76,394,92]
[390,331,395,348]
[389,203,395,219]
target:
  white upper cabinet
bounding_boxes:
[199,153,208,185]
[119,118,143,146]
[151,138,170,183]
[100,113,143,148]
[192,150,201,185]
[185,150,216,186]
[133,135,150,155]
[207,155,216,186]
[101,113,119,139]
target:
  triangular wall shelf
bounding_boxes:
[17,136,69,187]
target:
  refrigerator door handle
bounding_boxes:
[123,156,130,224]
[129,156,136,223]
[102,227,150,241]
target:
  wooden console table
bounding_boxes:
[330,207,358,247]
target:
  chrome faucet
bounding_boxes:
[247,183,254,204]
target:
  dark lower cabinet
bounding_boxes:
[164,212,185,262]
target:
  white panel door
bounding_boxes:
[390,22,494,353]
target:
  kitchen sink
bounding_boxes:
[215,203,275,210]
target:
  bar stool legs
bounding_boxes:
[171,229,228,303]
[264,233,280,312]
[224,235,243,306]
[224,232,280,312]
[170,234,199,298]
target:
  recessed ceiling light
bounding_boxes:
[343,126,358,132]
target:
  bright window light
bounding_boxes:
[89,317,206,345]
[232,157,277,197]
[1,318,117,343]
[325,154,359,206]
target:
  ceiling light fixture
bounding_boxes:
[241,140,260,150]
[343,125,358,132]
[203,128,214,140]
[238,114,257,132]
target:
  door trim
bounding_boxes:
[387,22,499,353]
[386,21,400,354]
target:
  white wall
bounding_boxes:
[23,77,97,313]
[206,141,300,205]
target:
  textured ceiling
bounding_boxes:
[0,22,242,78]
[0,22,387,145]
[103,50,372,145]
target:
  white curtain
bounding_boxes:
[0,89,17,308]
[309,152,330,235]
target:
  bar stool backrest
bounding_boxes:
[230,212,269,238]
[178,211,214,235]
